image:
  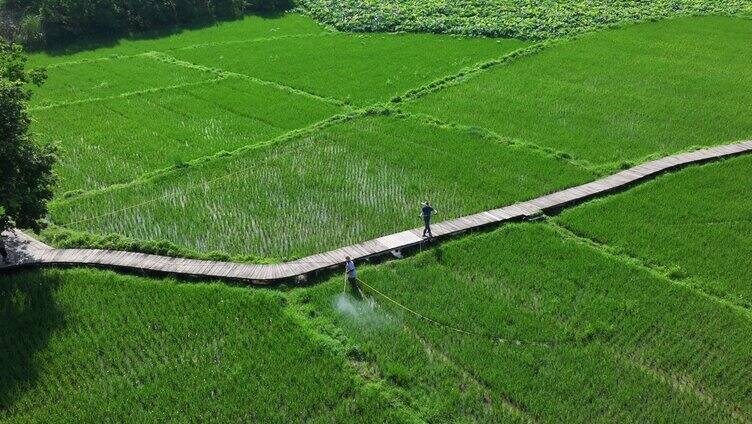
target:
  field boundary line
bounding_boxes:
[406,325,539,423]
[145,51,350,108]
[39,32,333,69]
[390,41,556,105]
[611,349,750,423]
[51,107,380,204]
[28,77,227,112]
[394,110,602,174]
[4,139,752,284]
[548,222,752,318]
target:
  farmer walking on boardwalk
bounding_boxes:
[344,256,359,296]
[421,201,437,238]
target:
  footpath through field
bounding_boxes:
[3,140,752,283]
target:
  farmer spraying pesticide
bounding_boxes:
[344,256,360,297]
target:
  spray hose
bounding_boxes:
[355,278,588,348]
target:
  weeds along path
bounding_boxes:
[4,140,751,284]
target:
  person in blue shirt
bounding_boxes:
[420,201,437,238]
[344,256,358,295]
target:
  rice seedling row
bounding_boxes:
[303,223,752,422]
[27,55,214,108]
[0,268,403,423]
[169,32,528,105]
[27,14,328,68]
[404,17,752,167]
[33,76,344,194]
[49,115,594,260]
[556,154,752,309]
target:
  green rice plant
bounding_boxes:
[556,154,752,309]
[170,32,528,105]
[404,16,752,166]
[27,55,214,108]
[0,268,403,422]
[300,0,752,40]
[49,114,594,259]
[307,223,752,422]
[32,76,343,194]
[27,13,328,68]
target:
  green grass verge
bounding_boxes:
[301,223,752,422]
[169,32,527,105]
[0,268,407,422]
[32,76,343,194]
[404,16,752,166]
[48,113,593,259]
[300,0,751,39]
[556,154,752,310]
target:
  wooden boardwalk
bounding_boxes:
[2,140,751,284]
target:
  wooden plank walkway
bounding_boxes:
[3,140,751,284]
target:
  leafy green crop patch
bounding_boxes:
[301,0,751,40]
[557,155,752,309]
[33,76,343,194]
[49,114,593,259]
[303,223,752,422]
[28,55,214,108]
[0,268,399,422]
[170,32,527,105]
[28,14,328,68]
[405,17,752,166]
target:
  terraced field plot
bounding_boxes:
[0,268,400,422]
[28,14,752,263]
[170,33,526,105]
[34,76,343,193]
[300,222,752,422]
[404,16,752,167]
[558,154,752,309]
[50,115,593,259]
[27,14,328,68]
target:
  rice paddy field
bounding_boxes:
[28,13,752,260]
[3,4,752,423]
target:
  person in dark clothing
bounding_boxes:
[0,235,8,263]
[421,201,437,238]
[344,256,359,296]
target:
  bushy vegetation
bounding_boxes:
[557,155,752,309]
[300,0,751,39]
[300,223,752,422]
[49,114,593,259]
[2,0,293,47]
[0,41,56,232]
[405,16,752,167]
[0,268,403,422]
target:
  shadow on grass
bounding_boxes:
[36,9,293,58]
[0,270,65,411]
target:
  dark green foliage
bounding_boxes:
[300,0,751,40]
[0,41,56,232]
[4,0,292,46]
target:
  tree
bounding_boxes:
[0,41,56,233]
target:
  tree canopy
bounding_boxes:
[0,41,56,232]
